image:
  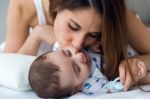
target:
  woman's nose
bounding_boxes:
[72,35,85,50]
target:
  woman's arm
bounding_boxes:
[18,25,56,56]
[4,0,35,53]
[139,72,150,84]
[127,9,150,54]
[18,30,41,56]
[119,9,150,91]
[136,54,150,84]
[119,53,150,91]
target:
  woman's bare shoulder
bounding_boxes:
[126,9,150,54]
[9,0,35,14]
[9,0,36,23]
[9,0,33,7]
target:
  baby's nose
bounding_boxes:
[69,46,79,55]
[64,46,79,56]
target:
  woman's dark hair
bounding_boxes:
[49,0,128,80]
[100,0,128,80]
[49,0,102,21]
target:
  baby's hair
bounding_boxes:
[29,51,73,98]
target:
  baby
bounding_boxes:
[29,42,146,98]
[29,46,126,98]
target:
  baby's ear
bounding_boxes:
[70,84,83,95]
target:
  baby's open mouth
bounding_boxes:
[82,52,91,64]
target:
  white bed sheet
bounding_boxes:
[0,86,68,99]
[69,85,150,99]
[0,87,41,99]
[0,85,150,99]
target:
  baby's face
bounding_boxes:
[45,47,91,90]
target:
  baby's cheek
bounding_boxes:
[85,66,91,78]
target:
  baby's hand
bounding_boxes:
[119,58,147,91]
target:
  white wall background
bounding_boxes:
[126,0,150,24]
[0,0,150,43]
[0,0,9,43]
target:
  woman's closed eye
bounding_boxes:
[68,23,80,31]
[88,32,101,38]
[68,19,80,31]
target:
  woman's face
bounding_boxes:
[54,8,102,51]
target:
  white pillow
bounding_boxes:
[0,53,36,91]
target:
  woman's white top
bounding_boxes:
[33,0,53,55]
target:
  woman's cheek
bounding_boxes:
[56,31,73,47]
[54,21,73,46]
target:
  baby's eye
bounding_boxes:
[66,50,72,57]
[73,63,81,74]
[61,49,71,57]
[75,66,80,74]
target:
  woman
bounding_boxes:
[4,0,150,92]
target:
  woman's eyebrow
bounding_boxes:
[69,18,81,28]
[70,18,101,35]
[90,32,101,35]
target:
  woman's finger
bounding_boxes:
[137,61,147,79]
[119,63,126,84]
[124,72,132,91]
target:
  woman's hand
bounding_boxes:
[119,57,147,91]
